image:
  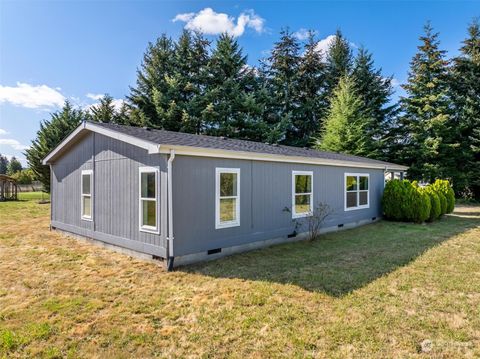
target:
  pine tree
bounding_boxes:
[128,34,175,128]
[351,47,397,159]
[315,76,374,156]
[450,20,480,198]
[204,33,267,140]
[324,30,353,101]
[25,101,85,192]
[263,28,301,144]
[6,156,22,175]
[89,94,119,123]
[0,154,8,175]
[293,31,327,147]
[398,23,452,183]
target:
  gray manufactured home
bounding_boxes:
[43,121,408,268]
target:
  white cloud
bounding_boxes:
[173,8,265,37]
[0,82,65,109]
[0,139,29,151]
[294,28,317,41]
[391,78,401,87]
[314,35,337,54]
[0,128,8,135]
[86,93,104,101]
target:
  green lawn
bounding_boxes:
[1,198,479,357]
[17,191,50,201]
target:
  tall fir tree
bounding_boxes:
[25,101,85,192]
[263,28,301,144]
[203,33,268,141]
[324,30,353,102]
[315,76,374,157]
[293,31,327,147]
[351,47,397,159]
[128,34,175,128]
[398,23,453,183]
[450,20,480,198]
[88,94,119,123]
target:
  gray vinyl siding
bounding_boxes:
[171,156,384,256]
[51,132,167,255]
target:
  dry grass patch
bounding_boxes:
[1,199,480,358]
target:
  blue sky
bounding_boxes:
[0,1,478,165]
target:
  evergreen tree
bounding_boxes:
[315,76,374,156]
[0,154,8,175]
[6,156,22,175]
[128,34,175,128]
[25,101,84,192]
[398,23,452,183]
[324,30,353,101]
[293,31,327,147]
[88,94,119,123]
[352,47,397,159]
[264,28,301,144]
[450,20,480,198]
[203,33,267,140]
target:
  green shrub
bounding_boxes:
[432,179,455,213]
[382,180,405,220]
[382,179,431,223]
[438,192,448,215]
[424,188,441,222]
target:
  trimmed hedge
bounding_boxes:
[432,179,455,213]
[382,179,455,223]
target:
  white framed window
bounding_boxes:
[215,168,240,229]
[81,169,93,221]
[292,171,313,218]
[345,173,370,211]
[139,167,159,233]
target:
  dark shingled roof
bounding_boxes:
[90,121,407,169]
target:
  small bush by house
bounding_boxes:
[382,179,455,223]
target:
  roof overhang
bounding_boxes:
[157,145,409,172]
[42,121,161,165]
[43,121,408,172]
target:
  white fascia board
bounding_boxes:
[43,122,161,165]
[158,145,409,171]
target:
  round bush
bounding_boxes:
[383,179,431,223]
[437,192,448,215]
[425,189,441,221]
[432,179,455,214]
[382,180,405,221]
[412,187,431,223]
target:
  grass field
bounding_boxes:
[0,198,479,358]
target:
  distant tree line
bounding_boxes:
[26,21,480,200]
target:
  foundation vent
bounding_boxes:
[207,248,222,255]
[372,217,377,221]
[338,224,344,228]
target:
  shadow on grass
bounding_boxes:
[184,207,480,296]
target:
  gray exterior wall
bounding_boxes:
[171,156,384,257]
[50,132,386,261]
[51,132,168,257]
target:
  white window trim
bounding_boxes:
[292,170,313,219]
[215,168,240,229]
[81,169,93,221]
[139,166,160,234]
[344,173,370,211]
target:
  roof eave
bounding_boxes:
[158,144,409,171]
[42,121,161,165]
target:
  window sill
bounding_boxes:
[81,216,93,222]
[344,205,370,212]
[215,221,240,230]
[139,226,160,235]
[292,212,312,219]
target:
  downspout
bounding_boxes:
[166,149,176,271]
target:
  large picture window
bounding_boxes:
[215,168,240,229]
[81,169,93,220]
[345,173,369,211]
[292,171,313,218]
[139,167,159,233]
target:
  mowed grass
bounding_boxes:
[0,199,479,358]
